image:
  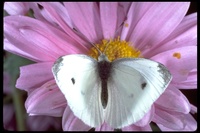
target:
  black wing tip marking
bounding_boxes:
[52,56,64,77]
[54,56,63,66]
[158,63,172,86]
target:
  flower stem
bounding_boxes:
[11,85,27,131]
[4,53,33,131]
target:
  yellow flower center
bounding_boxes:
[88,37,141,62]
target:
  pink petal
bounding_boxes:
[118,2,131,16]
[122,124,152,131]
[183,114,197,131]
[155,85,190,114]
[25,80,66,117]
[27,116,61,131]
[121,2,156,40]
[38,2,73,29]
[153,107,186,130]
[4,16,87,62]
[31,2,73,29]
[100,2,118,39]
[27,2,52,23]
[126,2,190,51]
[134,105,154,127]
[157,114,197,131]
[95,122,113,131]
[64,2,103,43]
[4,2,29,15]
[173,69,197,89]
[190,104,197,114]
[115,2,131,38]
[16,62,54,92]
[100,2,131,39]
[36,2,89,47]
[62,106,91,131]
[4,37,42,63]
[151,46,197,82]
[27,2,65,30]
[144,12,197,57]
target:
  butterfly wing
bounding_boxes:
[52,54,104,127]
[105,58,172,128]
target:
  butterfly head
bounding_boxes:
[98,53,110,62]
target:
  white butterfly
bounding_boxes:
[52,49,172,129]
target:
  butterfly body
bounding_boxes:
[52,54,172,128]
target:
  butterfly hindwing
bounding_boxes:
[52,54,104,127]
[105,58,172,128]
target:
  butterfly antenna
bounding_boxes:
[114,21,125,38]
[102,39,111,54]
[73,28,102,55]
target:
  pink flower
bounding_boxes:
[4,2,197,131]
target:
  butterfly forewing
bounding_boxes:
[104,58,172,128]
[52,54,104,127]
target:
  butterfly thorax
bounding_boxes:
[98,54,111,109]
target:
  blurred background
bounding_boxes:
[3,2,197,131]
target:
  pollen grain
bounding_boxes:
[173,52,181,59]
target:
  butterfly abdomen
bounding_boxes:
[98,61,112,109]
